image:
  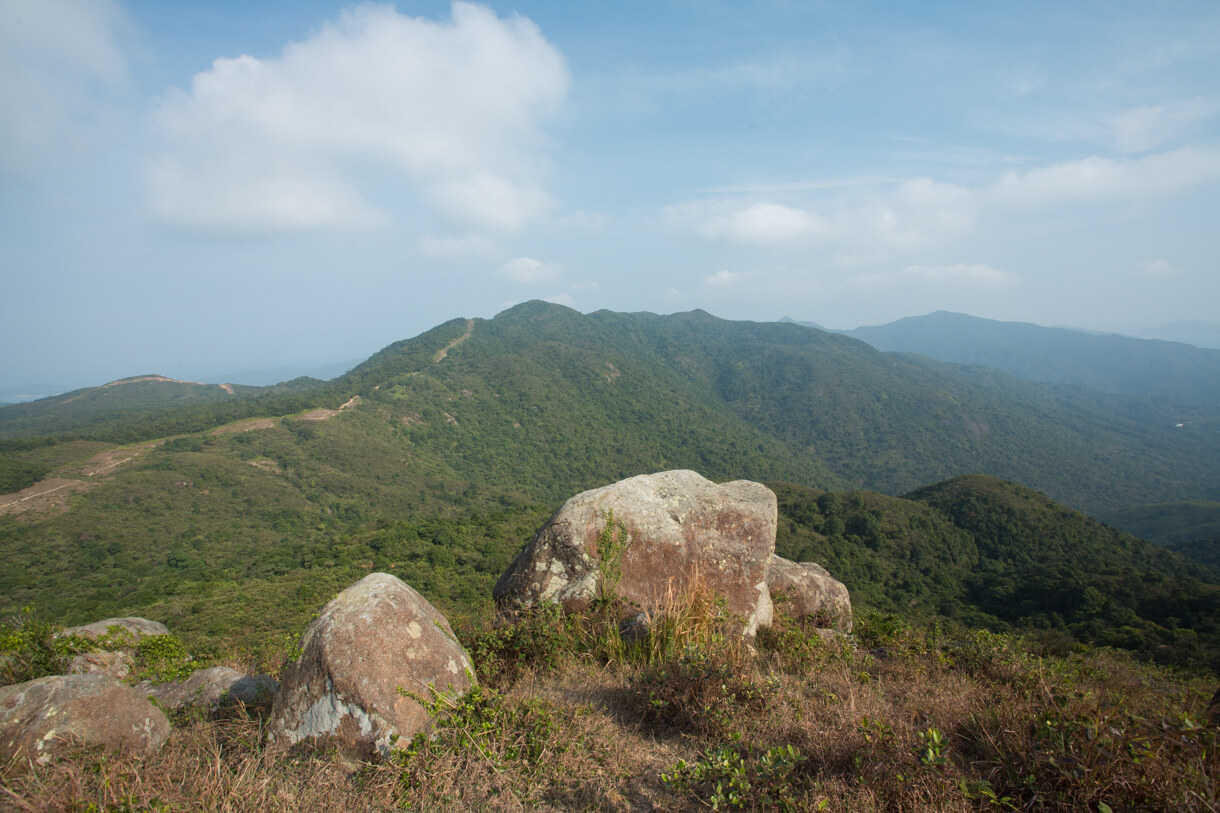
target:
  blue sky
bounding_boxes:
[2,0,1218,397]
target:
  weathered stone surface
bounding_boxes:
[57,617,169,645]
[0,673,169,769]
[144,667,278,713]
[268,573,475,757]
[766,555,853,632]
[494,470,778,636]
[68,650,134,680]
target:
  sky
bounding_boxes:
[2,0,1219,398]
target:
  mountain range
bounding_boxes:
[807,310,1220,404]
[2,302,1218,666]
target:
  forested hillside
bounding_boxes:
[2,303,1219,667]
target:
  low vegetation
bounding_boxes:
[2,599,1216,811]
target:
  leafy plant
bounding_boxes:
[663,734,805,811]
[134,634,198,683]
[0,607,89,684]
[595,509,628,601]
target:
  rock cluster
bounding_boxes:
[494,470,852,636]
[1,469,851,772]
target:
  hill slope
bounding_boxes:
[2,303,1219,660]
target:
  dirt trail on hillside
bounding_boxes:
[434,320,474,362]
[0,443,158,517]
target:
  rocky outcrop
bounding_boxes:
[766,555,853,632]
[0,673,169,769]
[57,617,168,645]
[68,650,134,680]
[494,470,777,636]
[268,573,475,757]
[144,667,278,714]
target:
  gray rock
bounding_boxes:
[766,555,853,632]
[267,573,475,757]
[144,667,278,714]
[68,650,134,680]
[494,470,777,637]
[0,673,170,770]
[618,611,654,645]
[56,617,169,647]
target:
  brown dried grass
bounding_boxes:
[3,606,1217,812]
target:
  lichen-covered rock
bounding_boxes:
[144,667,278,714]
[56,617,169,646]
[268,573,475,757]
[0,673,169,769]
[766,555,853,632]
[68,650,134,680]
[494,470,777,636]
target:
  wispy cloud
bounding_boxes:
[0,0,130,173]
[704,269,756,287]
[1140,258,1181,275]
[499,256,562,284]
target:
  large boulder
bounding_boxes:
[766,555,853,632]
[0,673,170,769]
[57,617,169,646]
[144,667,278,715]
[268,573,475,757]
[494,470,777,636]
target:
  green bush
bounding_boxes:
[0,608,89,684]
[134,634,199,683]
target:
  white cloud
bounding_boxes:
[1141,258,1180,275]
[0,0,129,173]
[989,146,1220,207]
[499,256,562,283]
[148,2,569,234]
[704,202,827,245]
[542,292,575,307]
[704,269,756,287]
[900,263,1016,285]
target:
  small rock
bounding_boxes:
[618,611,654,645]
[68,650,134,680]
[144,666,278,714]
[766,555,853,632]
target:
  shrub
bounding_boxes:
[0,608,89,684]
[632,643,774,737]
[663,734,807,811]
[135,634,199,683]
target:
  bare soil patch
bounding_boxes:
[0,478,93,517]
[209,417,279,435]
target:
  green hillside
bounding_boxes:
[2,303,1219,668]
[0,374,327,440]
[772,476,1220,668]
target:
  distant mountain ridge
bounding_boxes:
[830,311,1220,404]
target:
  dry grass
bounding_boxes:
[3,606,1217,812]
